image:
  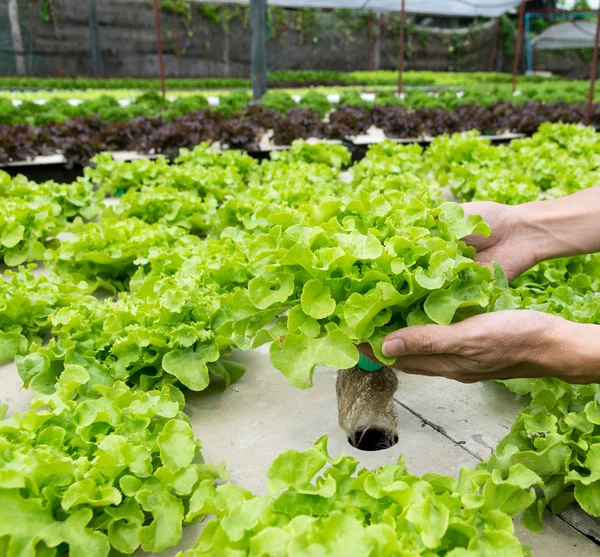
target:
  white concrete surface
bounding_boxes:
[0,360,34,414]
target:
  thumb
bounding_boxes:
[382,324,462,357]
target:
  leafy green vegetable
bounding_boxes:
[0,197,62,266]
[45,216,185,291]
[2,126,600,551]
[270,139,351,170]
[431,124,600,204]
[243,193,508,388]
[0,372,226,557]
[23,236,255,393]
[182,436,535,557]
[0,265,94,363]
[0,171,101,220]
[486,380,600,525]
[109,186,218,235]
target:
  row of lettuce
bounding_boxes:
[1,125,599,556]
[1,79,596,127]
[0,70,558,92]
[3,99,600,166]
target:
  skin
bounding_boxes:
[364,187,600,384]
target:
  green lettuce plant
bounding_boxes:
[244,193,511,388]
[0,370,226,557]
[182,436,537,557]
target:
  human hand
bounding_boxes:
[360,310,600,384]
[462,201,539,282]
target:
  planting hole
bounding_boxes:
[348,427,398,452]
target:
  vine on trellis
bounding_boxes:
[160,0,193,34]
[38,0,62,40]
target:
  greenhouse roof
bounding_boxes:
[188,0,523,18]
[531,20,597,50]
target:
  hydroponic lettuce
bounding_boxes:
[511,253,600,325]
[0,197,62,266]
[245,159,346,208]
[245,193,511,389]
[20,237,257,393]
[88,145,255,200]
[0,370,227,557]
[109,185,218,235]
[0,171,102,267]
[3,98,600,164]
[0,265,94,364]
[270,139,351,170]
[3,131,600,551]
[181,436,537,557]
[432,124,600,204]
[350,141,442,204]
[0,170,101,220]
[45,216,185,291]
[483,253,600,526]
[485,380,600,530]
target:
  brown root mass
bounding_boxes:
[336,365,399,450]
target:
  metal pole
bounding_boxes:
[86,0,104,76]
[584,8,600,126]
[374,13,382,70]
[173,13,183,78]
[397,0,406,95]
[525,13,532,75]
[152,0,167,98]
[512,0,526,93]
[7,0,26,76]
[250,0,268,100]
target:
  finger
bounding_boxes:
[400,360,544,383]
[393,354,467,374]
[382,323,466,358]
[461,202,493,238]
[397,363,483,384]
[461,201,495,220]
[357,343,382,364]
[395,367,439,378]
[472,258,495,274]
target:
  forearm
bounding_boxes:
[542,320,600,384]
[513,186,600,264]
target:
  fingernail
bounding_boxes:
[382,339,406,357]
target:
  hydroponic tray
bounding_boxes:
[1,345,598,557]
[350,132,526,146]
[0,151,159,168]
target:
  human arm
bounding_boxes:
[463,186,600,282]
[361,310,600,384]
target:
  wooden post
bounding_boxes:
[397,0,406,94]
[512,0,526,94]
[368,13,374,71]
[250,0,268,100]
[7,0,26,76]
[585,8,600,126]
[173,13,183,78]
[152,0,167,98]
[86,0,104,76]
